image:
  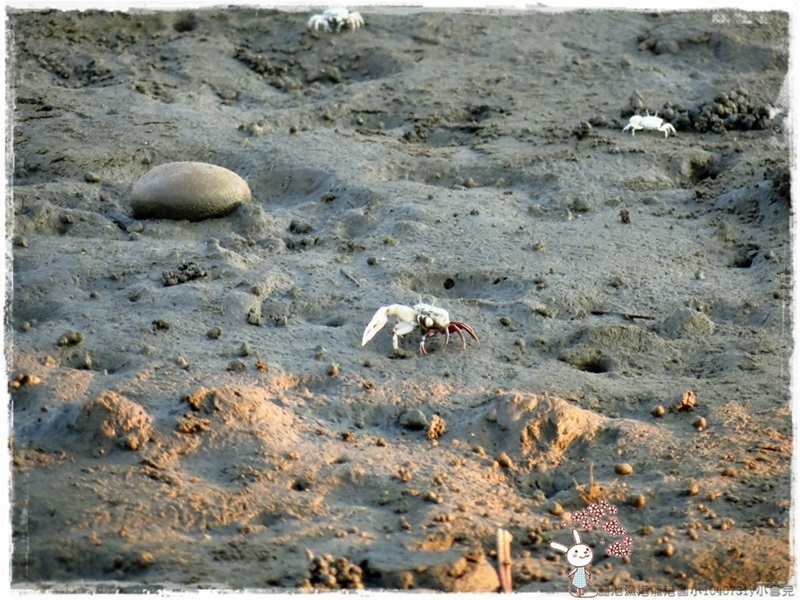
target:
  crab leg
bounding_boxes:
[420,328,444,355]
[448,326,464,348]
[450,321,478,348]
[419,335,429,355]
[420,322,478,354]
[392,320,417,351]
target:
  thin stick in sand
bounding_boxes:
[496,527,513,593]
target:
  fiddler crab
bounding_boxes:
[362,302,478,355]
[307,8,365,32]
[622,111,677,138]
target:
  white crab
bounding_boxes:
[622,111,677,138]
[362,302,478,355]
[307,8,365,33]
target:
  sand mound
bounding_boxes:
[557,322,671,374]
[658,307,716,339]
[182,386,292,426]
[473,392,607,466]
[174,385,298,452]
[362,544,499,592]
[72,391,154,455]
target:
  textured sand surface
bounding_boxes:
[6,6,793,592]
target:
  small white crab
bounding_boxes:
[307,8,365,33]
[622,111,677,138]
[362,302,478,355]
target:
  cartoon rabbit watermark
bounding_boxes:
[547,497,632,595]
[550,529,598,598]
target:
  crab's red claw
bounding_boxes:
[449,321,478,347]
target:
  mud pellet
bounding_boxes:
[674,390,697,412]
[628,494,646,508]
[138,552,155,567]
[615,463,634,475]
[247,309,263,326]
[227,359,246,372]
[423,490,443,503]
[571,196,593,212]
[495,452,514,468]
[427,415,447,440]
[57,331,84,346]
[472,445,487,456]
[152,319,170,331]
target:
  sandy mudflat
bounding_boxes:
[5,5,794,593]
